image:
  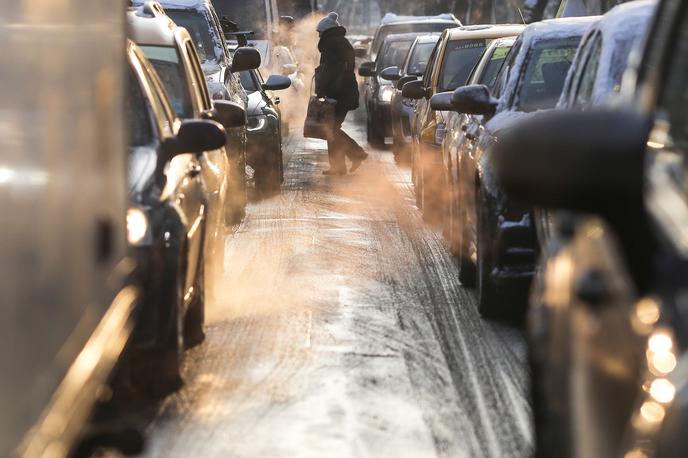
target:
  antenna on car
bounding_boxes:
[516,8,526,24]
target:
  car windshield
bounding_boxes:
[438,39,488,92]
[406,41,436,76]
[212,0,269,40]
[479,44,512,89]
[139,45,192,118]
[516,38,579,112]
[377,40,413,72]
[127,68,153,148]
[240,70,259,93]
[373,22,453,56]
[166,10,217,63]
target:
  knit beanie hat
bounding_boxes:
[317,12,341,33]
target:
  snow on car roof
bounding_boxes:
[447,24,525,40]
[382,32,429,43]
[127,4,180,46]
[380,13,460,25]
[134,0,210,8]
[413,34,442,43]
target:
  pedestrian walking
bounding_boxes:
[315,12,368,175]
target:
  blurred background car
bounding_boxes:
[239,69,292,194]
[359,33,417,148]
[402,24,524,221]
[0,1,137,455]
[384,33,441,160]
[434,17,595,320]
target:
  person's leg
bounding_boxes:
[324,112,347,174]
[333,110,368,172]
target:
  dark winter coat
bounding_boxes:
[315,26,359,112]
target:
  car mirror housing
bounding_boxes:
[231,47,261,72]
[263,74,292,91]
[166,119,227,157]
[358,61,375,77]
[451,84,497,115]
[380,66,401,81]
[202,100,247,129]
[494,109,650,214]
[397,75,417,90]
[430,92,455,111]
[401,79,428,100]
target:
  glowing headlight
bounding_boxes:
[379,85,394,103]
[127,207,149,246]
[247,115,267,131]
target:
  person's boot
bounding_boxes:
[349,151,368,173]
[322,167,347,175]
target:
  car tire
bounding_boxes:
[184,253,205,348]
[367,108,385,148]
[445,172,460,256]
[421,165,443,224]
[476,186,501,318]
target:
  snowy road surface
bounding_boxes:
[138,120,533,457]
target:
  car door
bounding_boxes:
[136,49,206,297]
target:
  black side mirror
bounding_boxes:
[231,47,261,72]
[402,79,429,100]
[430,92,455,111]
[202,100,247,129]
[494,110,650,213]
[263,74,292,91]
[397,75,417,90]
[451,84,497,116]
[358,61,375,77]
[354,46,368,58]
[166,120,227,157]
[380,66,401,81]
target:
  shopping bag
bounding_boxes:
[303,96,337,140]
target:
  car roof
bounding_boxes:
[446,24,525,40]
[380,13,460,25]
[519,16,599,45]
[382,32,428,43]
[594,0,656,38]
[413,34,442,43]
[128,3,188,46]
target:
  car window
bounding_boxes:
[493,40,521,98]
[134,52,176,135]
[406,41,436,76]
[127,68,154,147]
[167,10,216,63]
[572,34,602,109]
[479,43,512,89]
[184,41,211,110]
[373,22,454,57]
[438,39,489,92]
[515,38,579,113]
[377,40,413,72]
[240,70,260,92]
[139,45,193,118]
[422,44,439,87]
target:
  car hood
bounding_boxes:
[247,91,265,115]
[128,146,157,198]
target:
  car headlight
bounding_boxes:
[379,85,394,103]
[247,115,268,131]
[127,207,149,246]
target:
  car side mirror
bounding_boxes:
[281,63,297,75]
[397,75,417,90]
[231,47,261,72]
[401,79,429,100]
[494,110,650,213]
[358,61,375,77]
[451,84,497,115]
[263,74,291,91]
[380,66,401,81]
[354,46,368,58]
[430,92,455,111]
[165,120,227,158]
[202,100,247,129]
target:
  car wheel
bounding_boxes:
[184,253,205,348]
[367,108,385,148]
[421,165,443,224]
[476,186,501,318]
[445,172,460,256]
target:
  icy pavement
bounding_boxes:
[139,120,533,458]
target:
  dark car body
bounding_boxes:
[239,68,291,193]
[125,40,221,389]
[406,24,525,219]
[505,2,658,457]
[361,33,417,147]
[144,0,251,223]
[368,13,460,61]
[445,18,595,319]
[389,34,441,158]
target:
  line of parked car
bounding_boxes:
[359,1,688,456]
[3,0,302,455]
